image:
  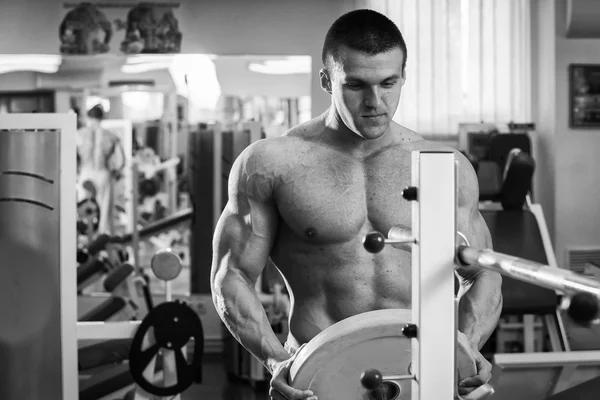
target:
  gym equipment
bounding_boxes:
[79,338,132,371]
[457,247,600,324]
[463,131,535,207]
[77,256,112,289]
[290,309,415,399]
[79,296,128,322]
[131,150,180,230]
[0,113,77,400]
[103,263,135,292]
[291,152,492,400]
[291,151,600,400]
[479,205,568,353]
[78,197,101,235]
[490,351,600,399]
[77,233,111,264]
[129,300,204,396]
[112,207,193,245]
[78,248,203,400]
[128,249,204,398]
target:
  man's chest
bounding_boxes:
[274,149,412,241]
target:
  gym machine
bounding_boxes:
[360,151,600,400]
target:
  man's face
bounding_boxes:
[323,46,405,140]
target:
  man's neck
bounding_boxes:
[320,107,395,157]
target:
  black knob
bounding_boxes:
[402,323,418,338]
[567,292,599,326]
[360,368,383,390]
[363,232,386,253]
[401,186,418,201]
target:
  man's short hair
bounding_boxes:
[87,104,105,120]
[322,9,407,72]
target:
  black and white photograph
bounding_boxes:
[1,1,600,400]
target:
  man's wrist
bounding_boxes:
[458,328,481,351]
[266,354,291,374]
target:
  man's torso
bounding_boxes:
[265,117,445,346]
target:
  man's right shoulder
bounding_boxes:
[234,136,303,193]
[240,135,303,166]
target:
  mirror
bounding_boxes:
[0,53,311,301]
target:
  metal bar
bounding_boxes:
[523,314,535,352]
[555,308,572,351]
[385,238,416,245]
[411,151,457,400]
[544,314,564,352]
[77,321,141,340]
[131,161,141,273]
[382,374,414,381]
[457,247,600,298]
[494,350,600,368]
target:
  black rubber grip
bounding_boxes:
[78,339,132,371]
[103,263,134,292]
[87,233,111,255]
[79,297,127,322]
[77,258,109,286]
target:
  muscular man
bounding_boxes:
[211,9,503,400]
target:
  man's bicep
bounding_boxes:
[212,202,278,284]
[211,145,279,285]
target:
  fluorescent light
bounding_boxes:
[0,55,62,74]
[248,57,310,75]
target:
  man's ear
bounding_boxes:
[320,68,332,94]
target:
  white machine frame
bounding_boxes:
[492,350,600,397]
[0,113,78,400]
[410,151,459,400]
[411,150,600,400]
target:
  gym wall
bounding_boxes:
[531,0,600,267]
[0,0,352,125]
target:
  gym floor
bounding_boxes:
[182,354,269,400]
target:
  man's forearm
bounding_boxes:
[458,270,503,350]
[212,271,290,372]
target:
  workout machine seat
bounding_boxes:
[465,132,534,207]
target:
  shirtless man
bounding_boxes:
[211,9,503,400]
